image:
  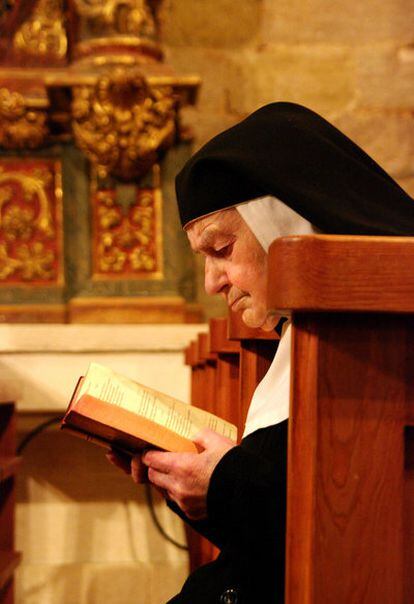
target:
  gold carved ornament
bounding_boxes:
[0,165,60,282]
[13,0,67,60]
[73,0,156,36]
[0,88,48,149]
[72,70,176,181]
[94,188,161,277]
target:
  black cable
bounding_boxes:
[17,416,63,455]
[17,417,189,550]
[145,481,188,550]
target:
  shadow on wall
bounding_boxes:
[16,427,189,603]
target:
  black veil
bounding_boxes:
[175,102,414,235]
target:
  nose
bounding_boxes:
[204,257,228,295]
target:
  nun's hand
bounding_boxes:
[106,449,149,483]
[142,428,236,520]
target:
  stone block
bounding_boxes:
[170,44,355,117]
[167,47,239,113]
[16,427,188,565]
[224,46,355,116]
[160,0,261,47]
[335,109,414,179]
[179,105,239,150]
[355,46,414,109]
[16,561,187,604]
[259,0,414,45]
[16,427,188,602]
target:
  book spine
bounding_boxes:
[61,425,111,450]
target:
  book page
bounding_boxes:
[76,363,237,442]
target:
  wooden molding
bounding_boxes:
[0,299,203,324]
[67,296,199,324]
[268,234,414,313]
[0,304,67,323]
[209,318,240,354]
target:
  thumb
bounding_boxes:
[193,427,236,452]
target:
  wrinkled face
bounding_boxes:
[186,208,278,331]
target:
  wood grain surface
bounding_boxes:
[286,312,412,603]
[268,235,414,313]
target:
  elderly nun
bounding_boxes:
[130,102,414,604]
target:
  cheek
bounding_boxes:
[247,257,268,301]
[230,243,268,298]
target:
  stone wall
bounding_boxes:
[10,324,206,604]
[160,0,414,317]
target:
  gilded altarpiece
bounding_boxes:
[0,0,200,323]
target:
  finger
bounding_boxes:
[142,450,186,473]
[193,427,235,450]
[147,466,170,489]
[105,450,131,474]
[131,456,148,484]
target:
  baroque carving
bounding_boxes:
[73,0,156,37]
[13,0,67,60]
[0,88,48,149]
[0,161,62,284]
[93,187,161,277]
[72,70,176,180]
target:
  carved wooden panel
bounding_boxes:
[92,186,162,280]
[0,158,63,286]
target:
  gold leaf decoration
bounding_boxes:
[0,88,48,150]
[73,0,156,37]
[13,0,67,60]
[72,69,176,180]
[93,186,162,279]
[0,160,63,285]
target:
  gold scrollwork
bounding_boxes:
[0,162,61,283]
[74,0,156,37]
[0,243,19,280]
[0,167,54,237]
[15,241,55,280]
[0,240,56,281]
[72,69,176,181]
[0,88,48,149]
[94,188,159,275]
[13,0,67,60]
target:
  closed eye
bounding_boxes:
[212,242,234,258]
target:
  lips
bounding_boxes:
[230,295,248,312]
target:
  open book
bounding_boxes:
[61,363,237,454]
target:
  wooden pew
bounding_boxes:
[184,333,221,571]
[0,389,21,604]
[227,312,279,431]
[184,316,280,572]
[209,318,240,433]
[268,234,414,604]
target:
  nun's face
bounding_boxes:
[186,208,278,331]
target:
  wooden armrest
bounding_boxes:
[209,318,240,354]
[268,234,414,313]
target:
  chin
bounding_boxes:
[241,308,278,331]
[260,318,279,332]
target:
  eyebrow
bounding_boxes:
[198,231,217,249]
